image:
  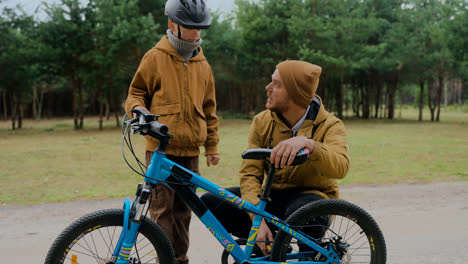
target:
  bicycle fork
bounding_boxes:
[113,183,152,264]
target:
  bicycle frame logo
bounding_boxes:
[208,226,235,251]
[218,188,250,209]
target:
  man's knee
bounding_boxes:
[200,192,219,208]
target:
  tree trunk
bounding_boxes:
[32,84,45,121]
[11,98,17,130]
[71,70,78,129]
[32,86,37,120]
[351,81,360,118]
[336,73,344,120]
[436,75,443,122]
[418,79,425,121]
[105,100,111,120]
[46,92,54,119]
[444,76,448,111]
[98,84,104,130]
[428,78,436,121]
[398,89,403,119]
[113,95,120,128]
[78,78,84,129]
[456,78,463,104]
[361,82,370,119]
[375,78,382,119]
[387,75,398,120]
[2,91,7,120]
[18,102,23,129]
[344,87,349,120]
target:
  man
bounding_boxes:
[125,1,220,263]
[201,60,349,255]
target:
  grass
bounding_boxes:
[1,108,467,205]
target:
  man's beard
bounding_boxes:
[267,100,289,114]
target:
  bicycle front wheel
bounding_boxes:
[270,199,386,263]
[44,209,175,264]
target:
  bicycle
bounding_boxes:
[45,109,387,264]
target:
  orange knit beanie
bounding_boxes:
[276,60,322,108]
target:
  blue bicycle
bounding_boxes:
[45,109,386,264]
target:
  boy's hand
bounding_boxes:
[206,154,220,167]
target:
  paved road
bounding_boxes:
[1,182,467,263]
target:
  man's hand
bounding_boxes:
[270,136,315,168]
[206,154,220,167]
[256,218,274,255]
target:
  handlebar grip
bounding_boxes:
[150,121,168,134]
[241,149,272,160]
[290,149,309,166]
[241,148,310,166]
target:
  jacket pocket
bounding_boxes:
[194,104,206,120]
[151,103,180,139]
[154,103,181,116]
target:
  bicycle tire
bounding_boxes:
[44,209,175,264]
[270,199,386,263]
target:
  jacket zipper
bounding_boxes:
[181,60,188,156]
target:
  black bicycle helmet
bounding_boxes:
[165,0,211,29]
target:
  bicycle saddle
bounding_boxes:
[241,148,310,166]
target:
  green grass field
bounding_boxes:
[1,108,467,205]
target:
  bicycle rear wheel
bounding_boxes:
[44,209,175,264]
[270,199,386,263]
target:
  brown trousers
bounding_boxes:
[145,151,199,264]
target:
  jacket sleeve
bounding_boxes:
[240,116,265,206]
[203,66,219,155]
[125,53,158,113]
[307,119,350,179]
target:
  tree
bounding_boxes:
[202,12,242,113]
[0,7,36,129]
[90,0,158,129]
[42,0,96,129]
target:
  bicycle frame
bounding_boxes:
[114,150,340,264]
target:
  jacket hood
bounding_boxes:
[154,35,206,62]
[313,96,328,125]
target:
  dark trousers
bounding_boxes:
[146,151,199,264]
[200,187,324,239]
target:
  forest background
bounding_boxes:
[0,0,467,129]
[1,0,467,205]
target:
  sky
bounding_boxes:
[0,0,237,20]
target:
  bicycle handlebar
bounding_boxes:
[242,148,310,166]
[129,108,171,139]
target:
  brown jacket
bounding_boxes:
[240,97,349,206]
[125,36,219,157]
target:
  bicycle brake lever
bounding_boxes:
[125,117,139,126]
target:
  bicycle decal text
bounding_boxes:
[246,227,259,246]
[217,188,249,209]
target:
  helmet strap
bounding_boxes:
[177,24,182,40]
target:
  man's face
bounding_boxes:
[169,20,202,43]
[265,69,291,113]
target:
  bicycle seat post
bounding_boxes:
[259,165,275,203]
